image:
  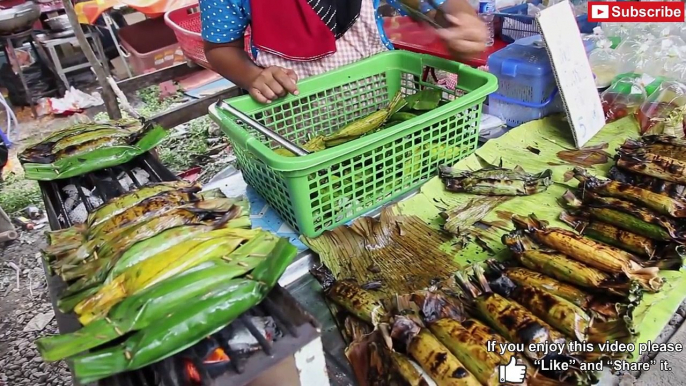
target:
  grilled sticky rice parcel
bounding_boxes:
[511,214,663,292]
[20,121,153,164]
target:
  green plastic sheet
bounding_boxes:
[394,115,686,360]
[21,126,168,181]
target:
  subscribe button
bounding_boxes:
[587,1,685,22]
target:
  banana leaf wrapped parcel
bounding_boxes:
[439,164,552,196]
[20,120,169,181]
[38,235,297,384]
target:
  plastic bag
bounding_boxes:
[615,38,654,74]
[582,26,606,52]
[589,39,620,88]
[601,78,647,123]
[642,37,686,79]
[635,81,686,136]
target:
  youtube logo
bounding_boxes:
[590,4,609,19]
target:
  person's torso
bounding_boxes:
[246,0,392,78]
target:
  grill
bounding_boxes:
[38,153,326,386]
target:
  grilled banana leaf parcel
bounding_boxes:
[608,166,686,199]
[485,263,635,344]
[58,211,251,303]
[502,232,642,298]
[500,267,637,326]
[562,191,686,243]
[402,291,528,386]
[20,122,168,181]
[310,264,388,325]
[632,135,686,161]
[439,164,552,196]
[573,167,686,218]
[62,197,248,268]
[616,144,686,184]
[511,214,663,292]
[74,227,269,325]
[391,316,482,386]
[87,181,200,228]
[452,266,566,360]
[65,236,295,383]
[20,121,152,164]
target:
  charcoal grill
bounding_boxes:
[38,152,327,386]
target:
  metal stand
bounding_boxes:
[0,29,61,117]
[40,27,109,89]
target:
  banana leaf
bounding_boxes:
[301,206,462,298]
[87,182,200,228]
[21,124,168,181]
[59,213,251,294]
[37,236,296,362]
[65,237,296,383]
[58,197,248,269]
[70,279,264,383]
[439,164,553,196]
[74,228,270,325]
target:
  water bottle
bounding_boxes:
[478,0,496,47]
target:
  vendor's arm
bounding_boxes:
[388,0,487,60]
[200,0,298,103]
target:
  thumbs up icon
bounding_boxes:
[498,357,527,384]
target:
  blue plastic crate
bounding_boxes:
[495,0,598,43]
[489,89,563,127]
[488,43,556,104]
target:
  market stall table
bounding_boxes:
[383,15,507,68]
[203,114,686,386]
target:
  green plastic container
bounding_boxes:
[210,51,497,237]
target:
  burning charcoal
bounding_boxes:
[118,168,151,191]
[228,317,280,355]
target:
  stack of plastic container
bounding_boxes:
[487,35,595,127]
[487,41,563,127]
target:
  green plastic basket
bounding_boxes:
[210,51,497,237]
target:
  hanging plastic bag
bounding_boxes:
[589,39,620,88]
[642,37,686,79]
[635,81,686,137]
[615,38,654,74]
[601,78,647,123]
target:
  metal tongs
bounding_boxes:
[215,100,311,157]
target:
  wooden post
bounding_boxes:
[62,0,121,119]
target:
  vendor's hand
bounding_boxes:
[435,13,489,60]
[249,66,299,104]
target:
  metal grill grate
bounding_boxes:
[38,153,321,386]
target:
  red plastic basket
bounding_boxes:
[164,4,251,70]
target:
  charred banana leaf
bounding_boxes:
[310,265,388,325]
[616,144,686,184]
[404,291,528,386]
[453,266,565,360]
[439,165,552,196]
[608,166,686,199]
[630,135,686,162]
[391,316,481,386]
[502,232,642,298]
[346,325,431,386]
[562,191,685,242]
[484,267,590,341]
[573,167,686,218]
[559,212,658,258]
[512,214,663,292]
[87,181,200,228]
[500,267,637,327]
